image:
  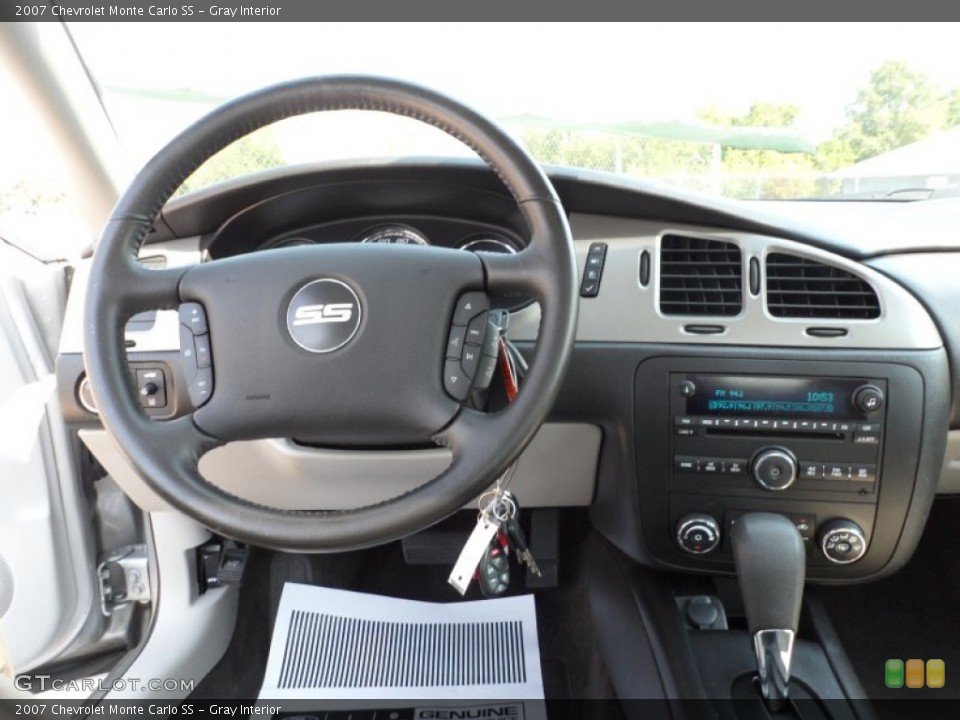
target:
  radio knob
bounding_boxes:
[751,447,798,491]
[676,513,721,555]
[818,519,868,564]
[853,384,885,415]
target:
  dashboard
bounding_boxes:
[56,159,960,584]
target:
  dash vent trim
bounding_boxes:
[658,234,744,317]
[766,253,881,320]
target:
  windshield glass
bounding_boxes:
[69,22,960,201]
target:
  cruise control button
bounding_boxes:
[443,359,470,401]
[461,346,481,380]
[194,333,212,369]
[445,325,467,359]
[188,367,214,408]
[453,293,488,326]
[179,302,208,334]
[179,324,199,383]
[481,316,500,358]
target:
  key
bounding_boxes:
[502,493,542,577]
[477,532,511,597]
[448,504,501,595]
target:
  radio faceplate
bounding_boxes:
[635,356,925,581]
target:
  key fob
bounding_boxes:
[478,544,510,597]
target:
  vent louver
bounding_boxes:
[766,253,880,319]
[659,235,743,316]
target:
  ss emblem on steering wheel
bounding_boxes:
[286,278,363,353]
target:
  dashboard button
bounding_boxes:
[849,465,876,482]
[136,368,167,409]
[854,433,880,445]
[675,427,698,437]
[800,462,823,480]
[675,416,696,427]
[452,292,488,326]
[674,456,699,472]
[701,458,722,474]
[678,380,696,397]
[722,458,747,475]
[825,464,848,480]
[858,422,881,433]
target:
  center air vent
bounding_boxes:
[659,235,743,317]
[766,253,880,319]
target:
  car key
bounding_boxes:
[448,499,502,595]
[478,531,511,597]
[501,492,542,577]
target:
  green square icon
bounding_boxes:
[886,659,905,688]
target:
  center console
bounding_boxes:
[635,356,927,581]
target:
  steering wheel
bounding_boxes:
[83,76,578,552]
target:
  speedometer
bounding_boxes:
[360,226,429,246]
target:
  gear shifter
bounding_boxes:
[730,513,805,710]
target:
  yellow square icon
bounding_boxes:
[905,659,925,688]
[926,659,945,689]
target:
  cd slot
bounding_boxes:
[704,427,845,441]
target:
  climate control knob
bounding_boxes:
[676,513,721,555]
[818,519,868,564]
[751,447,798,491]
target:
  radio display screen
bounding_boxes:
[684,375,866,419]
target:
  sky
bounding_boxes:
[66,22,960,140]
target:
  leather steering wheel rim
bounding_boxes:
[83,76,578,552]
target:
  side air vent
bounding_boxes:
[766,253,880,319]
[659,235,743,316]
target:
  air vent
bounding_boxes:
[659,235,743,316]
[766,253,880,319]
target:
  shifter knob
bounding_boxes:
[731,513,805,708]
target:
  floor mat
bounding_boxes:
[255,583,545,717]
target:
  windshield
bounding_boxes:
[68,22,960,201]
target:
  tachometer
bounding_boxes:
[360,225,429,246]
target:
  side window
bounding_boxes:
[0,65,89,260]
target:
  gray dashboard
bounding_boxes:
[57,160,960,583]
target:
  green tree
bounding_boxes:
[945,87,960,127]
[177,129,285,196]
[838,60,944,162]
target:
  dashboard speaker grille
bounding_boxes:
[659,235,743,316]
[766,253,880,319]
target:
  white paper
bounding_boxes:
[259,583,544,709]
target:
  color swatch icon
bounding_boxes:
[885,658,945,688]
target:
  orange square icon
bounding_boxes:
[905,658,925,688]
[927,659,945,689]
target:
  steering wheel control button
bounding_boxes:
[135,368,167,409]
[446,325,467,359]
[819,519,868,564]
[676,513,721,555]
[474,354,498,391]
[194,334,212,369]
[179,302,208,335]
[751,447,798,491]
[189,367,214,408]
[443,359,470,401]
[465,314,488,344]
[580,242,608,298]
[286,279,362,354]
[852,384,885,415]
[461,346,481,381]
[452,292,489,326]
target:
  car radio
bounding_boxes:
[671,373,886,494]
